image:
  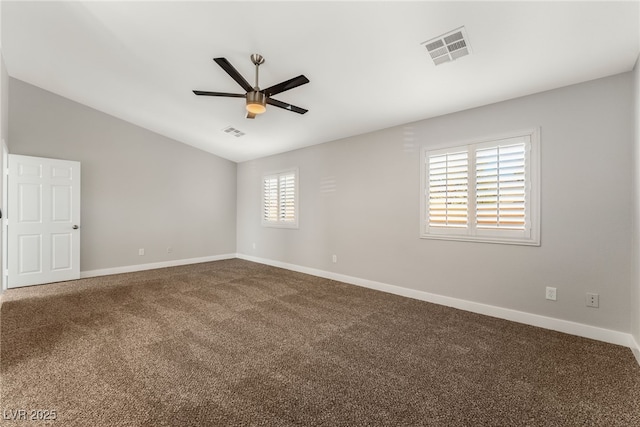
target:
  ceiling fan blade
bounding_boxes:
[193,90,245,98]
[245,112,256,119]
[262,75,309,97]
[213,57,253,92]
[267,98,308,114]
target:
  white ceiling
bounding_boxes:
[2,1,639,163]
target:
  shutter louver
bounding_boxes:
[428,151,468,228]
[476,143,526,230]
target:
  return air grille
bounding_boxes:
[422,26,471,66]
[222,126,245,137]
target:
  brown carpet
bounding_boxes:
[1,259,639,426]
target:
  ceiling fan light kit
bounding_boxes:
[193,53,309,119]
[246,91,266,115]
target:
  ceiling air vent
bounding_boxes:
[422,26,471,66]
[222,126,245,138]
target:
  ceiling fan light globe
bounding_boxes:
[246,103,266,114]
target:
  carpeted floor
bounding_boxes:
[0,259,639,426]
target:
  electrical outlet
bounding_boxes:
[166,247,173,254]
[586,293,599,308]
[138,248,145,256]
[332,254,337,263]
[545,287,557,301]
[252,242,256,250]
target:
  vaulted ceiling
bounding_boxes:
[3,1,639,162]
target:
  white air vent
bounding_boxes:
[422,26,471,66]
[222,126,245,138]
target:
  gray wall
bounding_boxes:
[9,78,237,273]
[237,72,634,333]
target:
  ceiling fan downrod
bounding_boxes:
[251,53,264,90]
[245,54,266,117]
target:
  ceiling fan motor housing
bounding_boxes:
[246,91,266,114]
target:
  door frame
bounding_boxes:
[2,140,7,292]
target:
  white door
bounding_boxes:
[8,155,80,288]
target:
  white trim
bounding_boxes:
[1,139,7,293]
[80,253,237,279]
[237,253,635,351]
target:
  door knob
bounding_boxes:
[72,225,79,230]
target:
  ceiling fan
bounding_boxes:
[193,54,309,119]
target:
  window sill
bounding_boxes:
[420,233,540,246]
[262,222,299,229]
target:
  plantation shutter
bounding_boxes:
[263,176,279,223]
[279,173,296,222]
[475,143,526,230]
[422,129,538,245]
[262,169,298,227]
[428,151,468,228]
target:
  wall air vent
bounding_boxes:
[422,26,471,66]
[222,126,245,138]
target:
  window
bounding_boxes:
[421,129,540,245]
[262,168,298,228]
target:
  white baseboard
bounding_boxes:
[80,253,237,279]
[632,335,640,367]
[237,253,637,353]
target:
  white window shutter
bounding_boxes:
[263,176,279,223]
[428,151,468,228]
[421,128,539,246]
[262,168,298,228]
[279,173,296,222]
[475,143,526,230]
